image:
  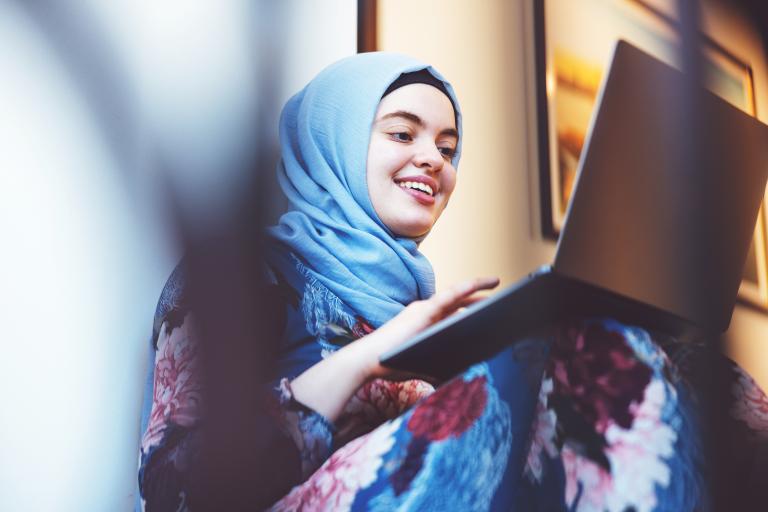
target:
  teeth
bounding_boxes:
[398,180,434,196]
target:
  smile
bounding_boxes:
[395,180,436,206]
[398,180,434,197]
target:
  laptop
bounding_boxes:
[380,40,768,381]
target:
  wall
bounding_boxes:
[378,0,768,390]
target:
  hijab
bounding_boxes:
[269,52,462,329]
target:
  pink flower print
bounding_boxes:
[731,364,768,436]
[562,446,614,512]
[351,316,375,338]
[562,380,675,512]
[550,323,652,435]
[141,315,202,453]
[270,418,402,511]
[525,377,559,482]
[407,375,487,441]
[336,379,434,445]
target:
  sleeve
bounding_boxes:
[136,266,336,510]
[137,312,202,511]
[273,378,335,479]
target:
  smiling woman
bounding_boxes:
[137,52,512,511]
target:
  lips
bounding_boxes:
[394,175,439,195]
[399,185,436,205]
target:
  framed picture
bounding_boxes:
[357,0,378,52]
[533,0,768,309]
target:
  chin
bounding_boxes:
[390,219,434,238]
[401,229,430,239]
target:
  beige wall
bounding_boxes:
[378,0,768,390]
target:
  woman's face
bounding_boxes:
[366,83,458,238]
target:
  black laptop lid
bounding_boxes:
[553,40,768,333]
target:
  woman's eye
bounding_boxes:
[439,146,456,158]
[390,132,413,142]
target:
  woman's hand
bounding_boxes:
[290,277,499,422]
[360,276,500,380]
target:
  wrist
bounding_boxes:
[290,342,375,421]
[342,336,382,383]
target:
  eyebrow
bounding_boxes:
[379,110,458,139]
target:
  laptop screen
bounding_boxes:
[553,40,768,332]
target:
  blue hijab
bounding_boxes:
[269,52,462,328]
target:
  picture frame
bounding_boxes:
[533,0,768,310]
[357,0,378,53]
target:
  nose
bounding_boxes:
[412,140,445,172]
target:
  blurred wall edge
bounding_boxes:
[0,1,355,510]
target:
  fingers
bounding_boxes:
[429,277,499,318]
[465,276,501,292]
[457,295,489,308]
[372,277,500,355]
[444,276,499,302]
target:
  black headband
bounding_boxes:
[382,69,458,124]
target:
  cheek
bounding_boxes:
[367,139,410,183]
[441,169,458,201]
[367,141,402,212]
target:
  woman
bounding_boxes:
[140,53,512,511]
[262,53,509,510]
[138,52,768,511]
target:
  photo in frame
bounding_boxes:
[533,0,768,309]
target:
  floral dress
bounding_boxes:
[137,257,768,511]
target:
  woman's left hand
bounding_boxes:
[358,276,500,380]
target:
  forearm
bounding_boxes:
[290,338,378,422]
